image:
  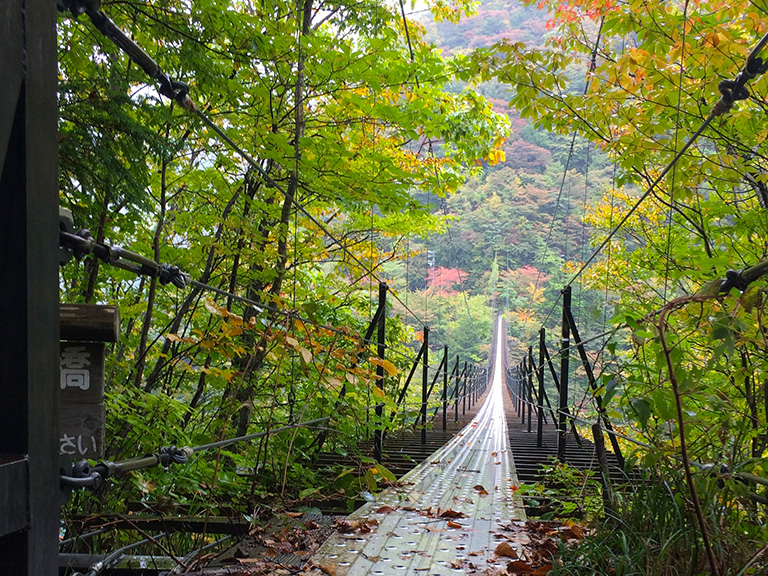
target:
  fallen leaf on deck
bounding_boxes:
[506,560,535,574]
[474,484,489,495]
[439,508,467,519]
[494,542,518,558]
[376,505,396,514]
[316,564,337,576]
[447,521,462,529]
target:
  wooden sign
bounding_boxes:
[59,304,119,459]
[59,342,105,458]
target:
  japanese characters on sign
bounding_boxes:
[59,342,105,458]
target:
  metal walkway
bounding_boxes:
[311,319,525,575]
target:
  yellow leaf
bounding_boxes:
[325,376,342,389]
[372,386,385,399]
[285,336,299,348]
[299,347,312,364]
[369,357,398,376]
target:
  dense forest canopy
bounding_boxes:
[56,0,768,571]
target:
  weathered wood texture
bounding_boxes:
[60,303,121,343]
[0,0,60,572]
[59,342,106,457]
[60,403,106,459]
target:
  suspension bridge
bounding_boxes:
[5,0,766,574]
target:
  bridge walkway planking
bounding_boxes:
[309,317,526,575]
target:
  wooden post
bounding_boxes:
[0,0,59,571]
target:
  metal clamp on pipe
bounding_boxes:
[713,30,768,116]
[60,446,193,493]
[60,228,191,287]
[57,0,190,104]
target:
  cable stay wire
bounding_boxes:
[63,0,455,339]
[565,28,768,288]
[520,26,768,361]
[62,0,397,316]
[524,18,605,334]
[59,230,477,382]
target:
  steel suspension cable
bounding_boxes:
[566,28,768,287]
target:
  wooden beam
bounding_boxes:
[0,457,28,537]
[60,304,121,343]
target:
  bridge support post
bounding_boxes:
[421,326,429,445]
[521,358,526,425]
[454,356,461,422]
[558,286,571,461]
[462,361,467,416]
[442,346,448,431]
[537,328,545,448]
[0,0,60,573]
[373,282,387,463]
[565,307,625,468]
[527,346,534,434]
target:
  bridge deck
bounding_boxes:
[310,324,525,575]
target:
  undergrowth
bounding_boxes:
[548,467,768,576]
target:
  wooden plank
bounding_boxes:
[0,1,23,170]
[59,403,105,459]
[0,457,28,537]
[60,304,121,343]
